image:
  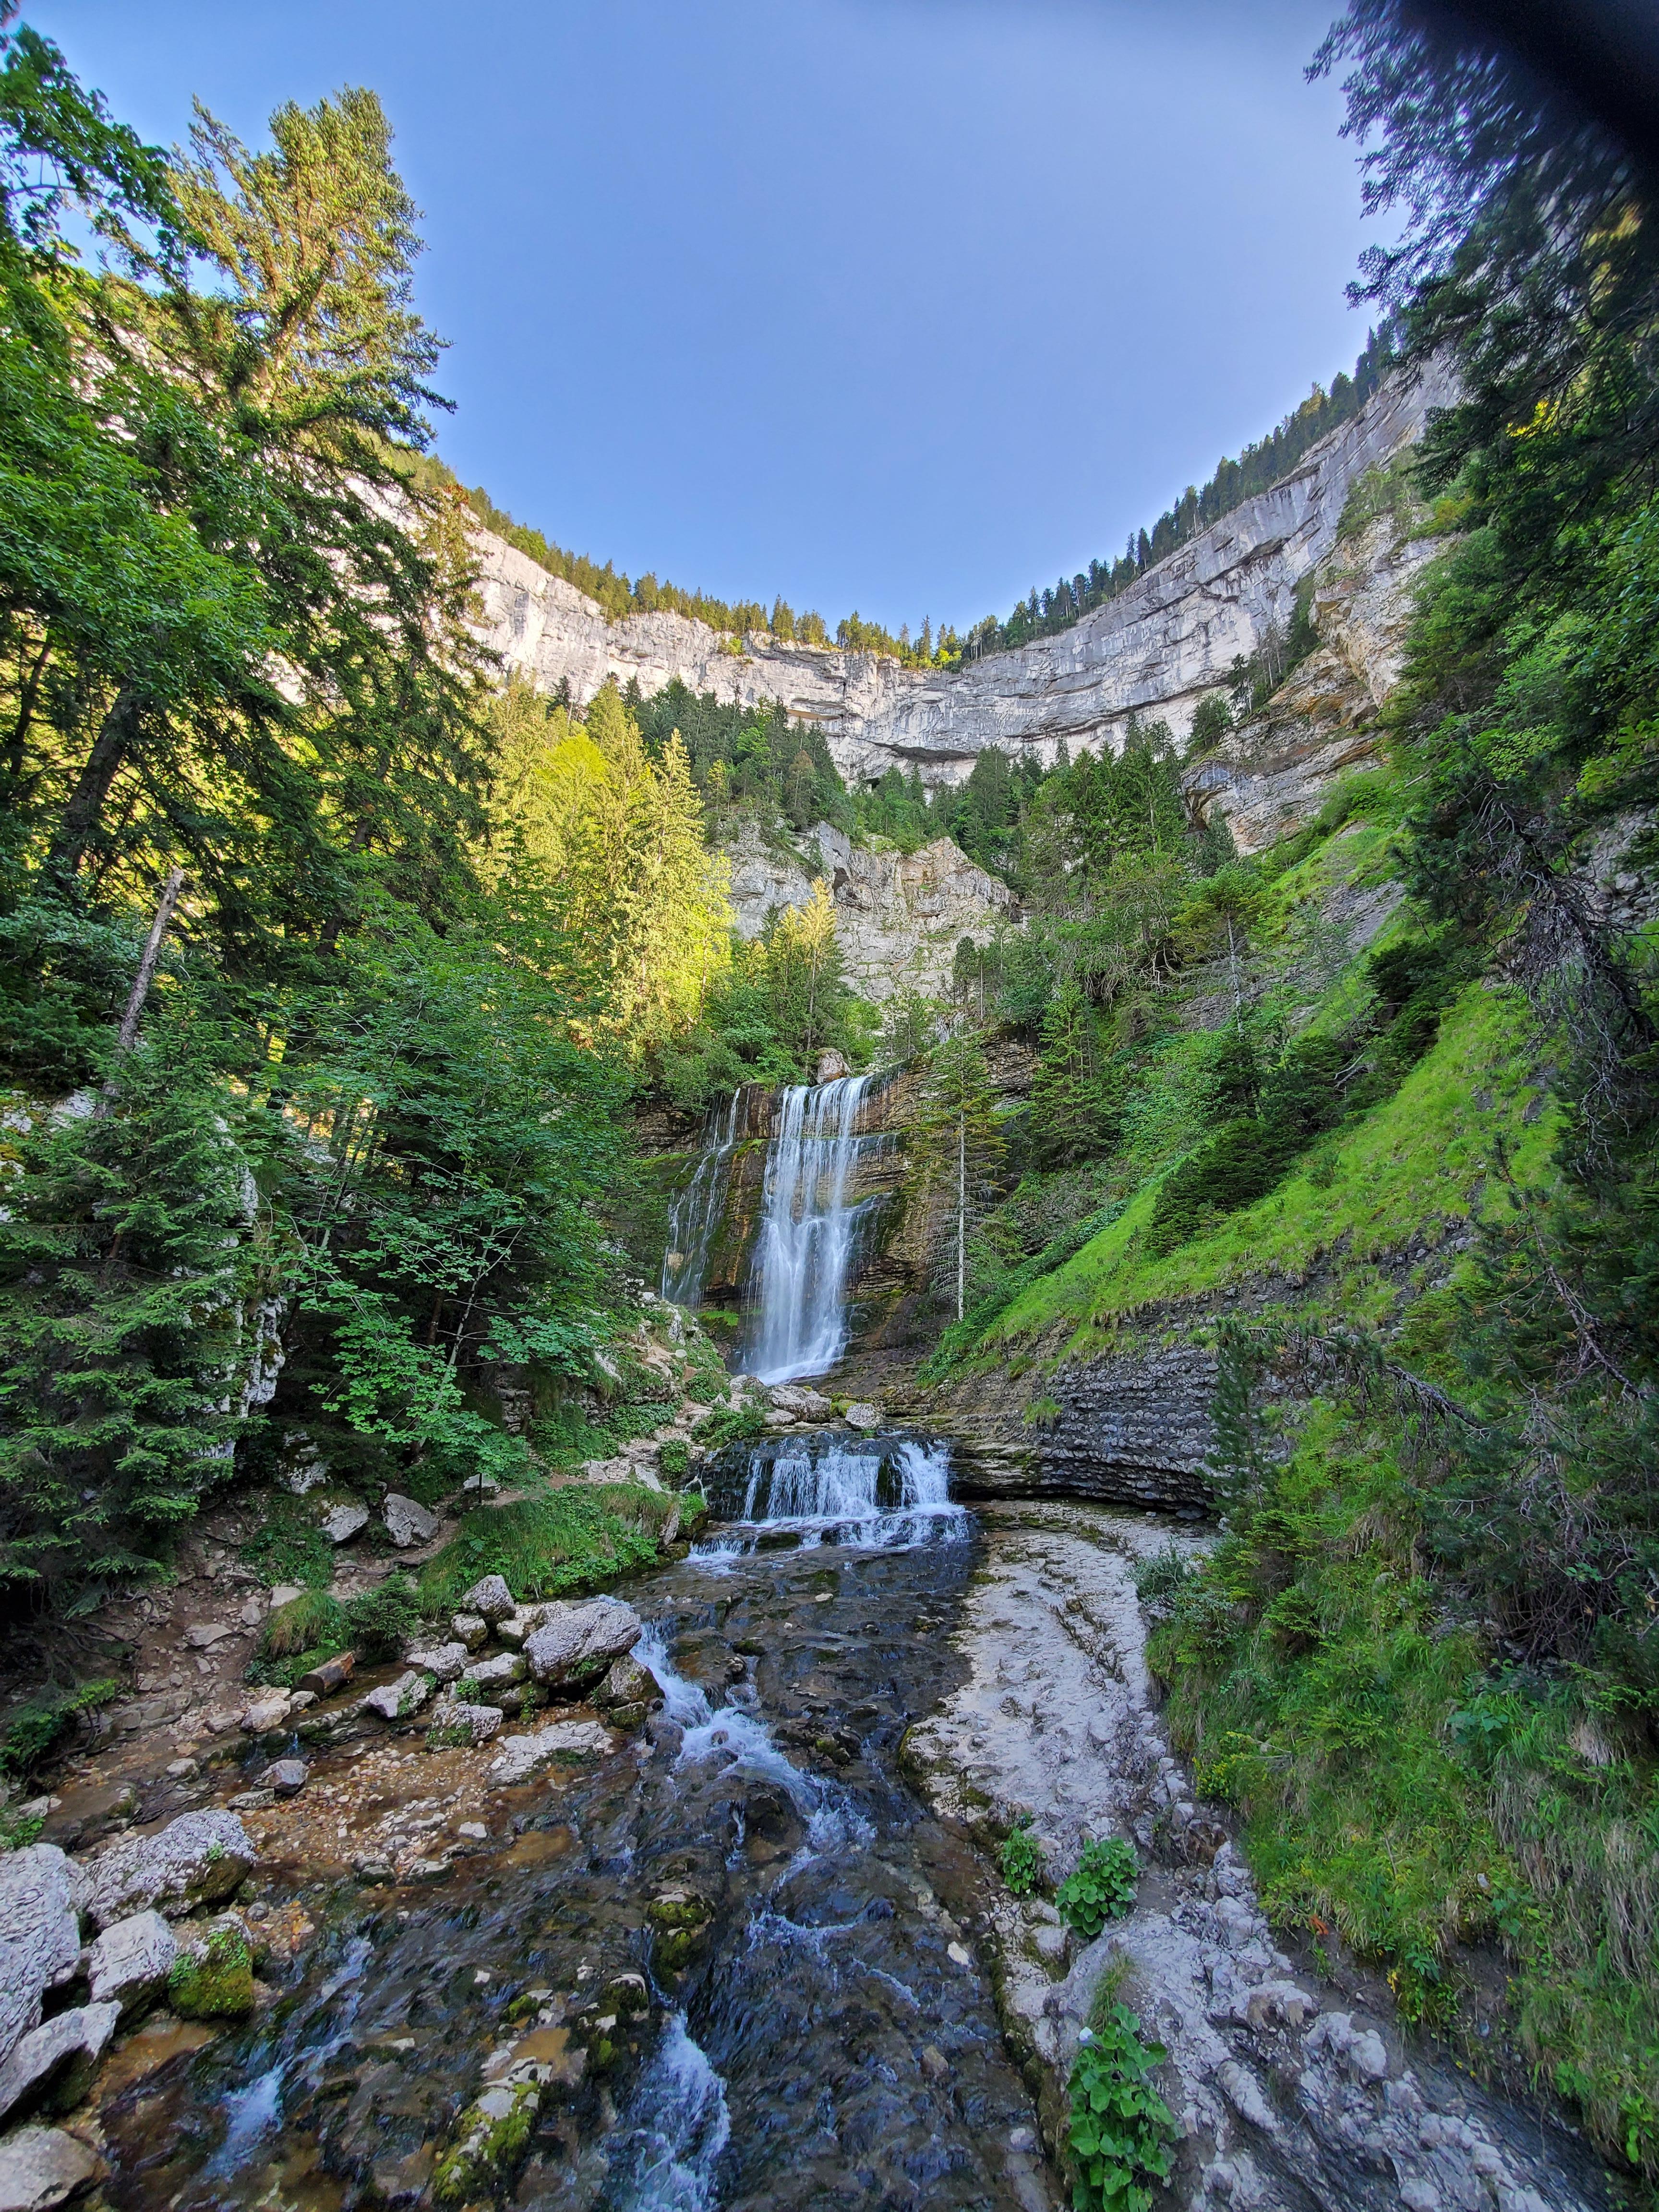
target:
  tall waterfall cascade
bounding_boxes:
[744,1074,882,1384]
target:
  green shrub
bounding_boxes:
[659,1440,690,1481]
[261,1590,347,1659]
[1067,2004,1177,2212]
[1131,1545,1193,1623]
[0,1678,119,1776]
[344,1575,420,1658]
[1057,1839,1140,1939]
[1001,1815,1044,1898]
[418,1487,678,1613]
[691,1403,766,1449]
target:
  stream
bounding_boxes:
[99,1438,1057,2212]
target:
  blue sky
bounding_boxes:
[28,1,1380,636]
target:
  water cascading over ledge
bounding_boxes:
[660,1074,897,1381]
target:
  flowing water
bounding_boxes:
[99,1437,1056,2212]
[661,1091,744,1310]
[742,1077,886,1384]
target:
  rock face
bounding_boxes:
[722,821,1015,1003]
[905,1500,1611,2212]
[0,1848,87,2069]
[82,1810,254,1931]
[474,362,1455,788]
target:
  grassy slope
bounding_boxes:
[941,809,1655,2190]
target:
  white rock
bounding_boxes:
[459,1651,527,1692]
[240,1690,293,1734]
[487,1721,614,1785]
[383,1493,440,1548]
[83,1810,254,1931]
[0,2003,119,2124]
[0,1847,87,2070]
[85,1911,177,2014]
[843,1402,881,1431]
[451,1612,488,1650]
[460,1575,515,1623]
[524,1599,643,1690]
[403,1641,468,1684]
[322,1503,368,1544]
[1345,2028,1389,2083]
[0,2126,104,2212]
[361,1672,434,1722]
[426,1698,504,1747]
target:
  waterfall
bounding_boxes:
[695,1434,966,1555]
[744,1075,878,1384]
[661,1089,743,1307]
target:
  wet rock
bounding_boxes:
[83,1810,253,1931]
[450,1612,488,1651]
[460,1575,515,1623]
[322,1503,369,1544]
[458,1651,526,1694]
[239,1690,293,1734]
[383,1493,440,1548]
[167,1919,256,2019]
[920,2044,949,2081]
[353,1856,395,1884]
[646,1888,712,1970]
[524,1598,642,1691]
[487,1721,613,1786]
[85,1910,177,2015]
[0,2002,119,2124]
[263,1759,309,1797]
[432,2080,540,2205]
[402,1639,468,1683]
[425,1697,503,1749]
[361,1672,434,1722]
[0,1847,87,2069]
[0,2125,104,2212]
[592,1653,654,1710]
[406,1857,452,1883]
[297,1652,354,1697]
[226,1788,274,1812]
[843,1401,881,1431]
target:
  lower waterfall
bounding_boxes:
[743,1073,880,1384]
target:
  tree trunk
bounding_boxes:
[956,1113,966,1324]
[48,685,141,883]
[99,864,185,1114]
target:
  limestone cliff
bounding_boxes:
[471,360,1457,788]
[722,821,1014,1003]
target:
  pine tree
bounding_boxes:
[909,1025,1005,1322]
[1029,981,1115,1169]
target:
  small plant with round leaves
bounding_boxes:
[1056,1837,1139,1940]
[1067,2003,1176,2211]
[1000,1815,1044,1898]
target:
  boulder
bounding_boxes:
[239,1690,293,1735]
[361,1672,433,1723]
[85,1911,177,2016]
[524,1599,643,1692]
[0,2003,119,2125]
[263,1759,309,1797]
[0,2127,104,2212]
[458,1651,526,1693]
[167,1920,255,2019]
[487,1721,614,1786]
[383,1493,440,1549]
[591,1654,655,1710]
[181,1622,235,1650]
[403,1640,468,1684]
[450,1612,489,1651]
[815,1047,849,1082]
[322,1503,368,1544]
[0,1847,86,2070]
[460,1575,515,1623]
[494,1607,551,1648]
[843,1402,881,1431]
[425,1698,504,1749]
[83,1810,254,1931]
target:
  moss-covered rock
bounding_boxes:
[646,1888,712,1971]
[167,1924,255,2019]
[432,2081,540,2204]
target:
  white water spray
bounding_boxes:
[661,1089,743,1308]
